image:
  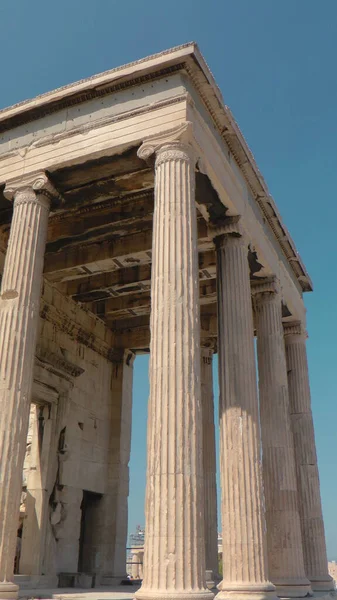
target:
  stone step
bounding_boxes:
[14,575,58,589]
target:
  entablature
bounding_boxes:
[0,43,310,332]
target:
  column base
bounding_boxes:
[309,576,335,592]
[0,582,19,600]
[278,590,337,600]
[135,588,214,600]
[206,570,221,590]
[273,578,312,598]
[216,581,277,600]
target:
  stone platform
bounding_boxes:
[18,583,141,600]
[16,586,336,600]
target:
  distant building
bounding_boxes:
[129,525,145,549]
[127,526,145,579]
[328,562,337,588]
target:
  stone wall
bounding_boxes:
[19,281,129,578]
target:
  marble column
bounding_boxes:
[20,402,57,576]
[215,220,276,600]
[200,346,219,588]
[284,322,334,592]
[0,174,53,599]
[135,123,212,600]
[253,280,311,598]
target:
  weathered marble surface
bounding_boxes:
[135,126,212,600]
[254,283,310,597]
[216,225,276,600]
[0,180,50,599]
[0,44,327,600]
[285,324,334,592]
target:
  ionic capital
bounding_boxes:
[201,339,217,355]
[4,172,63,210]
[251,276,279,302]
[208,215,247,248]
[137,121,196,165]
[283,320,308,342]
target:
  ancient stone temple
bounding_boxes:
[0,43,333,600]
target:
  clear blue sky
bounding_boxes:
[1,0,336,558]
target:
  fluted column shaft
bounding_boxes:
[216,229,275,600]
[0,183,50,598]
[284,324,333,591]
[136,126,212,600]
[200,347,218,584]
[254,287,311,598]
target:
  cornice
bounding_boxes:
[0,61,189,134]
[0,43,195,123]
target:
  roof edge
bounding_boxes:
[0,42,197,123]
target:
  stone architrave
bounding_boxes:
[214,219,276,600]
[200,345,219,587]
[135,123,213,600]
[253,280,311,598]
[0,174,53,599]
[284,322,334,592]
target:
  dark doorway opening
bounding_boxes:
[78,490,102,574]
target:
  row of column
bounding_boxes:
[0,125,332,600]
[135,124,332,600]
